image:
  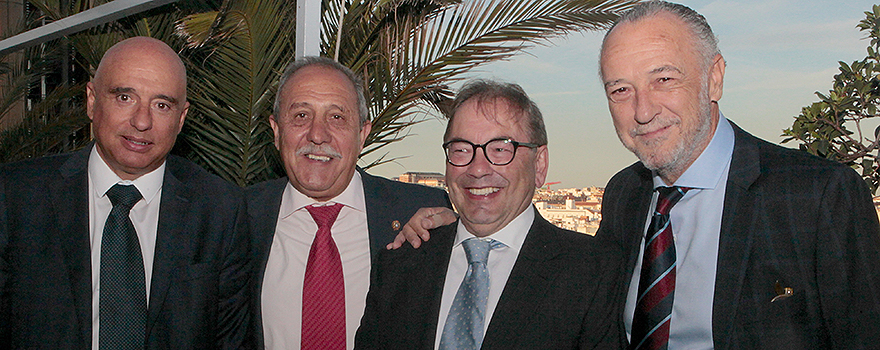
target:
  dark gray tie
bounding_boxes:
[100,184,146,349]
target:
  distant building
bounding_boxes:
[395,171,446,190]
[394,172,608,234]
[535,199,601,235]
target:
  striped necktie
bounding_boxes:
[630,186,689,350]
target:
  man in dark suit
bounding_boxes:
[596,1,880,349]
[392,2,880,349]
[356,80,624,349]
[0,37,252,349]
[248,56,450,349]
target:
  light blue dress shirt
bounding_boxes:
[624,116,735,349]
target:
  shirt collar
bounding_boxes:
[653,115,735,191]
[279,170,366,220]
[453,204,534,253]
[88,144,165,204]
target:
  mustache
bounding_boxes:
[296,144,343,159]
[629,118,679,138]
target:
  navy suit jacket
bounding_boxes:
[355,209,626,350]
[0,146,253,349]
[246,168,451,347]
[598,121,880,349]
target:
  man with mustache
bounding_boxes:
[393,1,880,348]
[247,56,450,350]
[355,79,624,349]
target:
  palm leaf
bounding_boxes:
[175,0,296,186]
[325,0,636,167]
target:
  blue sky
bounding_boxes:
[362,0,877,188]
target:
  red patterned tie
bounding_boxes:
[302,203,345,350]
[630,186,689,350]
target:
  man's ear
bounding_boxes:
[270,115,281,150]
[708,54,725,102]
[534,145,549,188]
[176,101,190,134]
[359,120,372,148]
[86,82,96,121]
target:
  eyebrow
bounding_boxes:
[649,65,683,75]
[604,65,684,88]
[289,101,349,113]
[604,80,623,88]
[108,87,179,105]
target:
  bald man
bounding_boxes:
[0,37,253,349]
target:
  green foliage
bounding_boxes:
[783,4,880,193]
[0,0,217,163]
[2,0,636,187]
[174,0,636,186]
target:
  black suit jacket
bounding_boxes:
[0,146,253,349]
[246,168,451,347]
[355,209,626,350]
[598,121,880,349]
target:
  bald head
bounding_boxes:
[93,36,187,98]
[87,36,190,180]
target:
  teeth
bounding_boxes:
[130,139,148,146]
[468,187,500,196]
[306,154,331,162]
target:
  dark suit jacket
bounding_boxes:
[355,209,626,350]
[598,121,880,349]
[247,168,451,347]
[0,146,253,349]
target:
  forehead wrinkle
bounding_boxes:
[650,65,683,75]
[286,101,348,113]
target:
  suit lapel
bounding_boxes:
[248,177,287,346]
[481,213,565,347]
[53,147,93,346]
[712,123,762,349]
[411,223,457,349]
[619,166,655,287]
[250,177,287,290]
[360,168,400,259]
[147,161,193,334]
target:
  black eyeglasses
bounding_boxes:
[442,138,540,167]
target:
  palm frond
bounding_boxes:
[175,0,296,186]
[354,0,636,164]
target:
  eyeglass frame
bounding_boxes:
[442,138,542,167]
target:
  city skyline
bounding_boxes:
[362,0,877,188]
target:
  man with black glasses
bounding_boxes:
[355,79,625,349]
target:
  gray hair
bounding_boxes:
[601,1,720,71]
[274,56,370,125]
[446,79,547,146]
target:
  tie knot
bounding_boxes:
[462,238,504,265]
[655,186,689,215]
[306,203,343,229]
[106,184,142,210]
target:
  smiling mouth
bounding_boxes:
[306,154,332,162]
[125,136,150,146]
[468,187,500,196]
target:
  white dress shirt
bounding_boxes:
[624,117,735,349]
[88,145,164,350]
[433,206,534,349]
[262,171,371,350]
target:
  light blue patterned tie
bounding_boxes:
[439,237,504,350]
